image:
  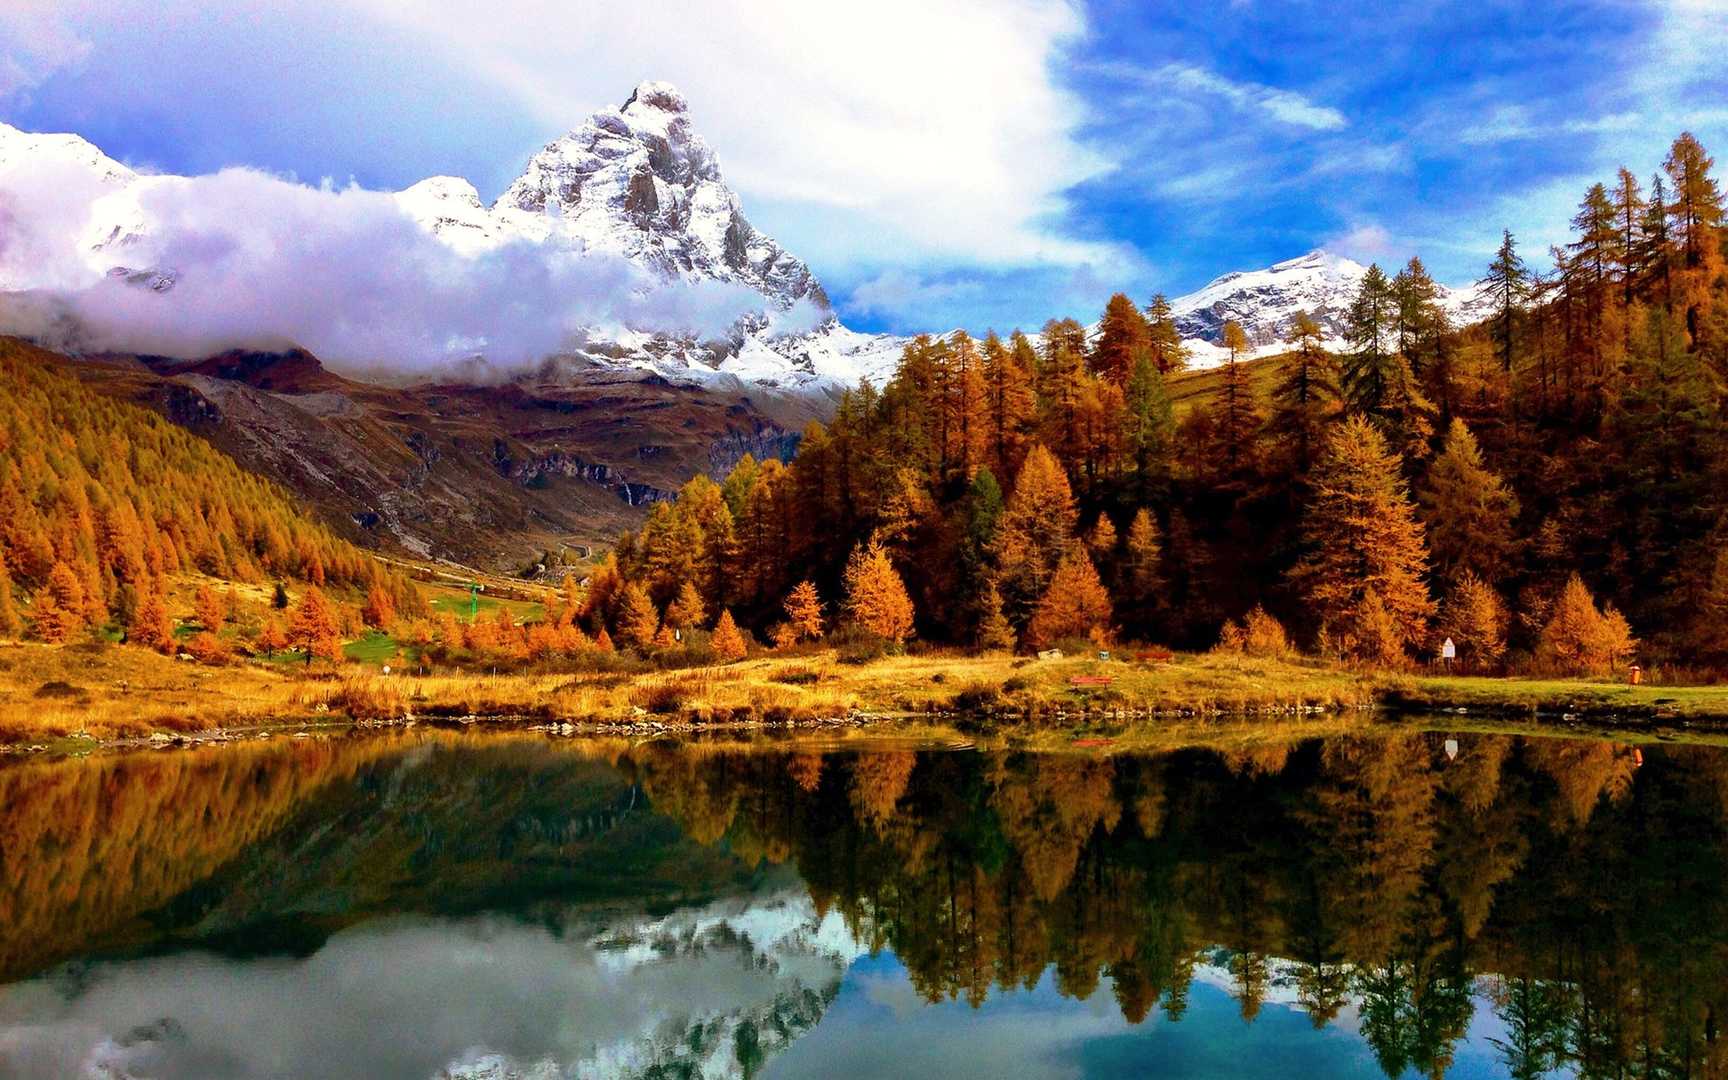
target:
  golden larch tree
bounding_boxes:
[782,580,825,642]
[1420,418,1520,585]
[615,582,661,652]
[711,608,748,662]
[1290,415,1434,658]
[842,540,916,644]
[1025,545,1113,649]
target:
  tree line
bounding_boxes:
[590,132,1727,672]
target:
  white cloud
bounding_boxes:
[847,269,981,318]
[1459,105,1642,146]
[350,0,1121,274]
[1103,61,1347,131]
[0,166,769,373]
[1326,222,1400,263]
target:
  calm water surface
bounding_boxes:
[0,726,1721,1078]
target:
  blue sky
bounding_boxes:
[4,0,1725,336]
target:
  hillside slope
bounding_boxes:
[44,343,812,569]
[0,338,415,636]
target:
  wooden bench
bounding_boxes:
[1069,675,1115,688]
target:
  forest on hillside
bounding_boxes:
[0,342,421,654]
[597,133,1728,673]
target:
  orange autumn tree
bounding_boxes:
[256,616,289,658]
[0,550,21,639]
[615,583,661,652]
[993,444,1078,624]
[1025,545,1113,649]
[361,584,397,631]
[842,540,916,644]
[30,562,88,644]
[665,581,707,631]
[287,587,342,665]
[1538,573,1637,676]
[1290,415,1434,660]
[193,586,225,633]
[128,580,176,654]
[711,609,748,662]
[782,581,825,643]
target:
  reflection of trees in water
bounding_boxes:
[0,736,410,981]
[612,732,1728,1079]
[4,730,1726,1078]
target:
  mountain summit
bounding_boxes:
[0,85,907,395]
[392,80,903,391]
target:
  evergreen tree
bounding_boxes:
[1420,418,1521,585]
[1345,266,1435,458]
[1123,350,1175,498]
[1391,257,1446,371]
[1290,415,1434,656]
[1268,311,1342,476]
[1144,293,1190,374]
[1480,230,1530,374]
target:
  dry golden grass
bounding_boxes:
[0,641,312,744]
[6,638,1726,749]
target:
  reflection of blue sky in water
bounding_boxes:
[775,955,1529,1080]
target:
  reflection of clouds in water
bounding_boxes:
[0,902,846,1080]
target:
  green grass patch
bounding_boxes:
[343,631,399,664]
[1381,673,1728,720]
[426,584,545,624]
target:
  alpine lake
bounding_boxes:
[0,720,1722,1079]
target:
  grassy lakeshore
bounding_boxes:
[4,641,1728,749]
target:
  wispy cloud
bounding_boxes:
[1459,105,1642,145]
[1096,60,1347,131]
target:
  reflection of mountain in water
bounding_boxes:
[3,894,854,1080]
[2,730,1728,1078]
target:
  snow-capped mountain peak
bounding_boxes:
[1168,247,1494,366]
[485,80,827,314]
